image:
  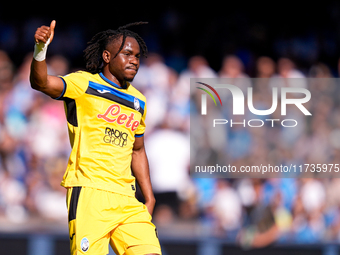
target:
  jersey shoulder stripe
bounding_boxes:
[86,81,145,115]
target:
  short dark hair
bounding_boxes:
[83,22,148,74]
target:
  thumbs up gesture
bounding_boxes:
[34,20,56,45]
[33,20,56,61]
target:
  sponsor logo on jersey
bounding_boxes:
[97,104,140,131]
[97,89,111,94]
[103,127,128,147]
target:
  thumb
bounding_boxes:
[49,20,56,42]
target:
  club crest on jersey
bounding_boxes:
[80,237,89,252]
[134,97,140,111]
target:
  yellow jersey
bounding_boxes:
[56,71,146,197]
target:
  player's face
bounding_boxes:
[108,36,140,83]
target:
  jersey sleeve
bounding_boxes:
[56,71,89,100]
[135,100,146,137]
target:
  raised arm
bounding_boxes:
[30,20,65,98]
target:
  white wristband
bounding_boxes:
[33,38,50,61]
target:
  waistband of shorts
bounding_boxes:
[62,182,136,197]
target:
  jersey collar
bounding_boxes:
[99,72,128,89]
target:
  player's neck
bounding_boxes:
[101,69,125,88]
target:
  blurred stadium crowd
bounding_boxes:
[2,6,340,247]
[1,46,340,247]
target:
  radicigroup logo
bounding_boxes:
[190,78,338,178]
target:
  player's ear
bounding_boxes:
[102,50,110,64]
